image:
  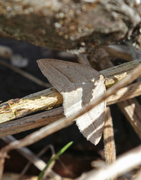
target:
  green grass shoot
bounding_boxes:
[38,141,73,180]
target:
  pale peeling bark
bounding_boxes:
[0,0,141,52]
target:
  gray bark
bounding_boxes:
[0,0,141,53]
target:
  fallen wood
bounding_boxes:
[0,107,64,138]
[0,68,141,137]
[0,58,141,124]
[0,63,141,179]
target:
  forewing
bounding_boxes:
[37,59,106,145]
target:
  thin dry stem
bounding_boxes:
[0,62,141,179]
[19,144,54,179]
[103,108,116,180]
[2,136,61,180]
[98,52,116,180]
[107,81,141,105]
[1,58,141,124]
[77,145,141,180]
[103,107,116,165]
[118,99,141,139]
[0,62,141,153]
[99,49,141,141]
[0,78,140,138]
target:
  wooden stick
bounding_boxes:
[0,63,141,179]
[1,58,141,124]
[0,88,63,124]
[97,51,116,180]
[103,108,116,180]
[103,107,116,165]
[77,145,141,180]
[19,144,54,179]
[2,136,61,180]
[0,81,140,138]
[1,62,141,152]
[98,49,141,141]
[118,99,141,139]
[106,81,141,105]
[0,107,64,138]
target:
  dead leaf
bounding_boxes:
[37,59,106,145]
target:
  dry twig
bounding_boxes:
[19,144,55,179]
[96,51,116,180]
[97,47,141,141]
[77,145,141,180]
[0,80,140,138]
[1,136,61,180]
[103,107,116,165]
[1,58,141,124]
[0,107,64,138]
[78,54,116,168]
[0,61,141,179]
[118,99,141,139]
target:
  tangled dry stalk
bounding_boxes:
[0,57,141,179]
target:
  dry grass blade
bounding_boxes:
[118,98,141,139]
[0,61,140,180]
[77,145,141,180]
[1,136,61,180]
[19,144,54,179]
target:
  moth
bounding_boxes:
[37,59,106,145]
